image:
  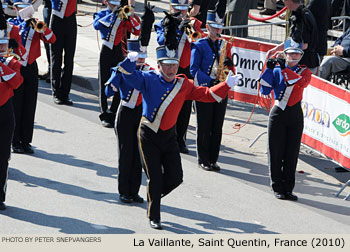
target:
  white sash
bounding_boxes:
[20,28,35,67]
[52,0,68,19]
[142,78,184,133]
[102,19,121,49]
[177,32,187,61]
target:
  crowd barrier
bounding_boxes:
[223,35,350,171]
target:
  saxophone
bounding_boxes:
[216,36,234,82]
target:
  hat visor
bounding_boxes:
[208,23,223,29]
[15,4,31,8]
[172,5,189,10]
[138,53,147,58]
[159,59,179,64]
[0,39,9,44]
[109,1,120,5]
[284,49,303,54]
[2,3,8,8]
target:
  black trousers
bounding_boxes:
[50,13,77,100]
[43,1,52,72]
[138,124,183,221]
[98,44,124,121]
[0,99,15,202]
[115,104,142,197]
[268,102,304,194]
[195,96,228,165]
[176,66,192,148]
[12,62,38,145]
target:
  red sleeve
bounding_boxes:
[10,25,27,61]
[125,14,141,36]
[40,26,56,44]
[184,79,229,102]
[282,66,312,88]
[0,61,23,90]
[192,18,205,37]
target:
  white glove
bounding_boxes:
[225,71,242,89]
[127,52,139,62]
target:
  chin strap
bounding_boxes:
[160,69,172,80]
[208,25,221,38]
[286,59,301,64]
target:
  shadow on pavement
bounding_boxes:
[9,168,118,204]
[1,206,134,234]
[38,83,100,113]
[297,198,350,216]
[30,149,118,179]
[162,205,278,234]
[34,124,65,134]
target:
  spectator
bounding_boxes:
[226,0,258,37]
[319,27,350,80]
[194,0,217,28]
[266,0,319,74]
[259,0,277,15]
[306,0,331,59]
[331,0,350,30]
[188,0,201,17]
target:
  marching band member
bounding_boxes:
[93,0,141,128]
[1,1,26,60]
[8,0,56,154]
[190,5,235,172]
[0,17,24,210]
[50,0,77,105]
[154,0,204,154]
[2,0,16,18]
[110,44,241,229]
[105,3,155,204]
[260,38,312,201]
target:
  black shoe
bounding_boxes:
[54,97,73,106]
[285,192,298,201]
[119,194,133,203]
[12,143,24,154]
[274,192,286,200]
[0,202,6,210]
[179,145,189,154]
[53,97,64,105]
[62,98,73,106]
[101,120,113,128]
[39,71,50,80]
[259,8,276,15]
[149,219,162,230]
[22,143,34,154]
[132,194,144,203]
[210,163,221,171]
[198,163,212,171]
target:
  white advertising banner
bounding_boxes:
[223,36,350,169]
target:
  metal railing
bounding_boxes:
[221,21,287,44]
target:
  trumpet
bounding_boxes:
[35,21,47,33]
[118,5,134,20]
[184,21,201,42]
[29,19,47,33]
[6,48,21,61]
